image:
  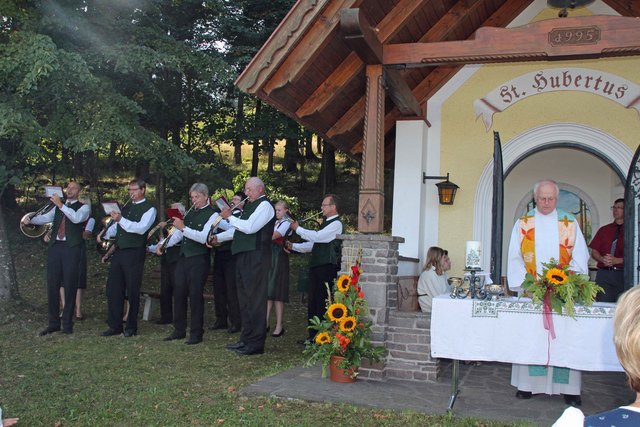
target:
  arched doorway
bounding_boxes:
[474,123,632,274]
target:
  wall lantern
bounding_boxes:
[547,0,594,17]
[422,172,459,205]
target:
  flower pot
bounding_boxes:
[329,355,358,383]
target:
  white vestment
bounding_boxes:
[507,208,590,395]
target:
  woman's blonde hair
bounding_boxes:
[423,246,447,276]
[614,286,640,393]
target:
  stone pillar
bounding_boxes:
[340,233,441,382]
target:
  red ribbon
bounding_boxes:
[542,289,556,340]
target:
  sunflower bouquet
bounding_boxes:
[521,258,603,318]
[303,258,385,378]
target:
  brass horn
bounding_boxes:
[20,201,56,238]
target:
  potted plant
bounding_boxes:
[303,255,385,382]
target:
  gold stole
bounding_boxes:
[518,210,577,276]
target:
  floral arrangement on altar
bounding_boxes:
[303,253,385,378]
[521,258,603,318]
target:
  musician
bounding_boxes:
[213,177,275,356]
[100,178,156,338]
[147,202,185,325]
[22,181,90,335]
[210,191,246,333]
[286,194,343,341]
[162,183,217,345]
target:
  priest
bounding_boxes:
[507,179,590,407]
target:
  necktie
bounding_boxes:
[610,224,621,257]
[57,203,68,240]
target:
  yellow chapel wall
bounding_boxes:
[435,7,640,278]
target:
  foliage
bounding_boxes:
[303,252,385,378]
[521,258,603,318]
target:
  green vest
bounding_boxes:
[49,201,84,248]
[164,244,181,264]
[214,208,242,253]
[309,216,343,268]
[180,205,214,258]
[115,200,154,249]
[231,197,275,255]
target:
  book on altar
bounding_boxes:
[44,185,64,198]
[165,207,184,220]
[101,202,121,215]
[214,196,231,211]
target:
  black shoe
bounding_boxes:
[271,328,285,338]
[266,325,270,333]
[227,325,241,334]
[226,341,246,350]
[235,346,264,356]
[209,320,228,330]
[62,328,73,335]
[101,328,122,337]
[155,319,172,325]
[39,327,61,336]
[563,394,582,407]
[185,336,202,345]
[164,332,186,341]
[124,330,137,337]
[515,390,532,399]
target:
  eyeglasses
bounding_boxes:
[128,187,141,191]
[321,203,334,207]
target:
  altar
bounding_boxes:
[430,295,622,410]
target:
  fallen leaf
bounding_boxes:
[216,420,225,424]
[227,386,236,392]
[238,406,245,412]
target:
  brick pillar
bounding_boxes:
[339,234,441,382]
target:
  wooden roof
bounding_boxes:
[236,0,640,164]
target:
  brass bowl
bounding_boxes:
[485,284,503,300]
[448,277,463,288]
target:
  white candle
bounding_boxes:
[465,241,481,269]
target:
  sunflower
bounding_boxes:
[327,303,348,322]
[339,316,357,332]
[546,268,568,285]
[315,331,332,345]
[336,274,351,292]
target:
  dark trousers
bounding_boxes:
[173,254,210,339]
[308,263,339,339]
[212,249,241,328]
[236,247,271,351]
[47,241,81,331]
[595,269,624,303]
[159,258,177,323]
[77,242,88,289]
[106,247,146,333]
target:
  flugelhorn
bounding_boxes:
[20,201,59,238]
[97,195,134,261]
[206,196,249,246]
[156,204,194,254]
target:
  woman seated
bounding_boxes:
[553,286,640,426]
[417,246,451,312]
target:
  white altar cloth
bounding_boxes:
[430,295,622,372]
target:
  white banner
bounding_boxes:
[474,67,640,131]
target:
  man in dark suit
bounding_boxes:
[100,178,156,337]
[213,177,275,355]
[23,181,90,335]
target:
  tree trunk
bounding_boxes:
[136,160,150,181]
[316,135,323,155]
[316,139,336,192]
[1,184,18,210]
[234,92,245,165]
[157,173,166,222]
[283,138,298,173]
[266,136,274,173]
[298,139,307,189]
[0,205,19,301]
[304,131,318,160]
[250,99,262,177]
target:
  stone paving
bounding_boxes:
[241,361,633,426]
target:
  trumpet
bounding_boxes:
[20,200,59,238]
[156,204,194,255]
[206,196,249,246]
[96,195,134,262]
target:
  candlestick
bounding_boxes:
[465,241,481,270]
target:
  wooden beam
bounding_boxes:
[262,0,363,96]
[358,64,385,233]
[340,8,383,64]
[603,0,640,17]
[384,15,640,67]
[296,52,364,118]
[384,68,422,116]
[236,0,330,93]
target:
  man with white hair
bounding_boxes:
[213,177,275,355]
[507,179,590,407]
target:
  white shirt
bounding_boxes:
[104,199,156,239]
[417,267,450,312]
[30,199,91,241]
[162,205,217,248]
[291,215,342,253]
[215,196,275,243]
[507,208,589,292]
